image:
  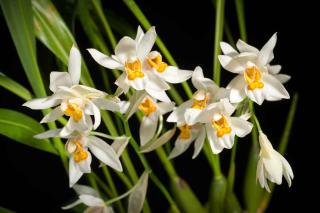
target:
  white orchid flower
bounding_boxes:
[218,33,290,105]
[62,184,114,213]
[87,26,172,103]
[257,131,294,192]
[168,122,206,159]
[167,66,228,126]
[199,99,253,154]
[23,46,121,137]
[138,95,174,146]
[35,130,123,187]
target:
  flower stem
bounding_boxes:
[155,147,178,178]
[235,0,247,42]
[213,0,225,85]
[102,166,126,213]
[203,142,222,178]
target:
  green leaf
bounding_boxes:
[0,72,32,100]
[0,108,58,155]
[224,193,242,213]
[32,0,94,87]
[0,0,46,98]
[170,177,206,213]
[0,207,15,213]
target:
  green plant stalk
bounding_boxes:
[155,148,178,178]
[92,172,113,196]
[235,0,247,42]
[102,166,126,213]
[213,0,225,85]
[120,115,180,212]
[87,173,100,194]
[259,93,298,211]
[227,139,237,194]
[122,0,192,102]
[203,142,223,178]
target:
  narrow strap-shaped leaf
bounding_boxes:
[0,72,32,100]
[0,108,58,155]
[0,207,15,213]
[32,0,94,87]
[0,0,46,98]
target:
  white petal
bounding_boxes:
[115,37,137,64]
[227,75,246,103]
[34,129,62,139]
[129,77,146,91]
[262,154,283,185]
[236,39,259,53]
[69,158,83,187]
[93,98,120,112]
[139,114,158,146]
[168,139,193,159]
[87,49,123,69]
[72,85,105,97]
[167,100,193,123]
[263,74,290,101]
[79,194,105,207]
[145,71,170,91]
[268,65,282,74]
[111,137,130,157]
[140,127,176,153]
[229,117,253,137]
[115,73,130,94]
[256,159,270,192]
[157,102,175,115]
[128,172,149,213]
[274,74,291,84]
[87,136,122,171]
[62,199,82,210]
[192,126,206,159]
[137,27,156,60]
[125,90,147,119]
[218,55,244,74]
[77,151,92,173]
[258,33,277,65]
[40,106,64,123]
[184,108,202,126]
[145,88,170,103]
[220,41,238,55]
[135,26,144,43]
[206,124,223,154]
[49,72,73,92]
[86,101,101,130]
[73,184,99,197]
[158,66,193,83]
[278,153,294,187]
[68,46,81,85]
[219,132,235,149]
[246,88,264,105]
[192,66,219,91]
[23,97,60,110]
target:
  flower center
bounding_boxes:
[64,102,83,122]
[73,141,88,163]
[147,54,168,73]
[178,124,192,140]
[125,59,144,80]
[244,66,264,91]
[212,115,232,137]
[139,97,157,116]
[192,95,209,110]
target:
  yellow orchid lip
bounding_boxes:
[212,114,232,137]
[125,59,144,80]
[147,53,168,73]
[64,102,83,122]
[192,95,209,110]
[178,124,192,140]
[72,140,89,163]
[244,66,264,91]
[139,97,157,116]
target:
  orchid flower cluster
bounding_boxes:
[23,26,293,212]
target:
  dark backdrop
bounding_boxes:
[0,0,317,212]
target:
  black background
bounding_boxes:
[0,0,318,212]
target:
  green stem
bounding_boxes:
[251,114,262,132]
[213,0,225,84]
[203,142,222,178]
[102,166,125,213]
[155,147,178,178]
[235,0,247,41]
[92,172,113,196]
[115,171,133,189]
[87,173,100,195]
